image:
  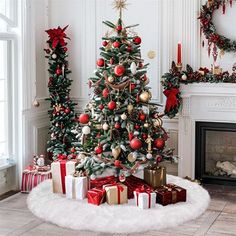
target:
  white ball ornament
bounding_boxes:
[82,126,90,135]
[90,174,96,180]
[52,53,57,59]
[146,153,153,159]
[121,113,127,120]
[181,74,187,81]
[130,62,137,75]
[102,123,109,130]
[108,76,114,83]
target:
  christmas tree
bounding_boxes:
[74,1,173,178]
[45,25,77,160]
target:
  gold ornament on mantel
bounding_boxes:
[147,50,156,59]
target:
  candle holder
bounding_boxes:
[176,63,182,72]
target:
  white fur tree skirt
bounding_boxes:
[27,175,210,234]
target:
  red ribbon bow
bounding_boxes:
[135,185,153,208]
[46,25,69,48]
[199,67,209,74]
[163,88,180,113]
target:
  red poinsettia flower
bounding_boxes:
[45,25,69,48]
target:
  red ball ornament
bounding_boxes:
[56,68,62,75]
[156,155,163,163]
[139,62,143,68]
[108,101,116,110]
[64,108,71,114]
[142,74,148,81]
[45,49,50,54]
[79,114,90,124]
[102,41,108,47]
[116,25,122,31]
[139,113,146,121]
[114,65,125,77]
[71,147,76,153]
[113,41,120,48]
[133,36,142,45]
[154,138,165,149]
[134,124,140,130]
[95,145,103,154]
[63,47,68,52]
[96,58,105,67]
[102,88,109,98]
[130,138,142,150]
[130,83,136,90]
[127,45,132,52]
[99,104,104,110]
[115,122,121,129]
[142,133,148,140]
[114,160,121,167]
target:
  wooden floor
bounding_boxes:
[0,184,236,236]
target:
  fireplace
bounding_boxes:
[195,122,236,185]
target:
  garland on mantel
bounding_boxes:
[162,61,236,119]
[199,0,236,61]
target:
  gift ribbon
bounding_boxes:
[135,185,153,208]
[58,160,67,194]
[104,183,124,204]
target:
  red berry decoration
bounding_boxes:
[115,122,121,129]
[102,88,109,98]
[127,45,132,52]
[102,41,108,47]
[134,124,140,130]
[71,147,76,153]
[114,160,121,167]
[96,58,105,67]
[139,62,143,68]
[56,68,62,75]
[116,25,122,31]
[133,36,142,45]
[114,65,125,76]
[130,138,142,150]
[79,113,90,124]
[108,101,116,110]
[99,104,104,110]
[63,47,68,52]
[64,108,71,114]
[142,133,148,140]
[154,138,165,149]
[113,41,120,48]
[139,113,146,121]
[95,145,103,154]
[45,49,50,54]
[130,83,136,90]
[156,155,163,163]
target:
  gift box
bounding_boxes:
[103,183,128,205]
[21,166,52,193]
[166,184,186,202]
[87,188,106,206]
[65,175,88,200]
[134,186,156,209]
[144,165,166,188]
[155,186,173,206]
[51,160,76,194]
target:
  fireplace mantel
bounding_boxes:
[178,83,236,178]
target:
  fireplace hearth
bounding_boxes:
[195,122,236,185]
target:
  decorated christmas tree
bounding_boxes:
[74,1,173,178]
[45,25,77,160]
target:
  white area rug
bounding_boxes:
[27,175,210,234]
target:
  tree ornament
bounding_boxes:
[130,62,137,75]
[181,74,187,81]
[79,114,90,124]
[52,53,57,59]
[71,147,76,153]
[102,123,109,131]
[127,152,137,162]
[32,98,40,107]
[114,122,121,129]
[127,104,133,114]
[128,132,134,141]
[119,173,126,182]
[145,135,153,153]
[56,67,62,75]
[146,153,153,159]
[44,48,50,54]
[108,100,116,110]
[64,108,71,114]
[63,47,68,52]
[95,145,103,154]
[153,118,163,127]
[90,174,96,180]
[116,25,122,32]
[108,76,115,83]
[112,147,121,159]
[139,91,151,102]
[102,88,109,98]
[139,112,146,121]
[114,65,125,76]
[156,155,163,163]
[130,83,136,90]
[144,77,150,85]
[77,153,86,160]
[113,41,120,48]
[99,104,104,110]
[82,126,91,135]
[130,138,142,150]
[110,57,114,64]
[121,113,127,120]
[96,58,105,67]
[144,123,149,128]
[114,160,121,167]
[102,40,108,47]
[154,138,165,149]
[133,36,142,45]
[142,133,148,140]
[134,124,140,130]
[127,45,132,52]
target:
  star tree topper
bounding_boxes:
[112,0,128,18]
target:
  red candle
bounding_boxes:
[177,42,182,64]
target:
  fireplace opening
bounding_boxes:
[195,122,236,185]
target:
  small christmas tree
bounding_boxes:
[74,1,173,178]
[45,25,77,160]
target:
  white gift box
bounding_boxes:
[51,160,76,194]
[65,175,88,200]
[133,191,156,209]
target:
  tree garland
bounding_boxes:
[199,0,236,61]
[162,62,236,118]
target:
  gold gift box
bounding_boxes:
[144,165,166,188]
[212,66,222,75]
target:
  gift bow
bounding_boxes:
[163,88,180,113]
[135,185,153,208]
[104,182,124,204]
[199,67,209,74]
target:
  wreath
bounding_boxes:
[199,0,236,61]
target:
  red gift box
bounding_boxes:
[155,186,173,206]
[166,184,187,202]
[21,166,52,193]
[87,188,106,206]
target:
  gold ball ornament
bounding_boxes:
[33,99,40,107]
[102,123,109,131]
[108,76,115,83]
[153,118,163,127]
[121,113,127,120]
[127,104,133,114]
[112,147,121,159]
[139,91,151,102]
[144,123,149,128]
[127,152,137,163]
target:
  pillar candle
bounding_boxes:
[177,42,182,64]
